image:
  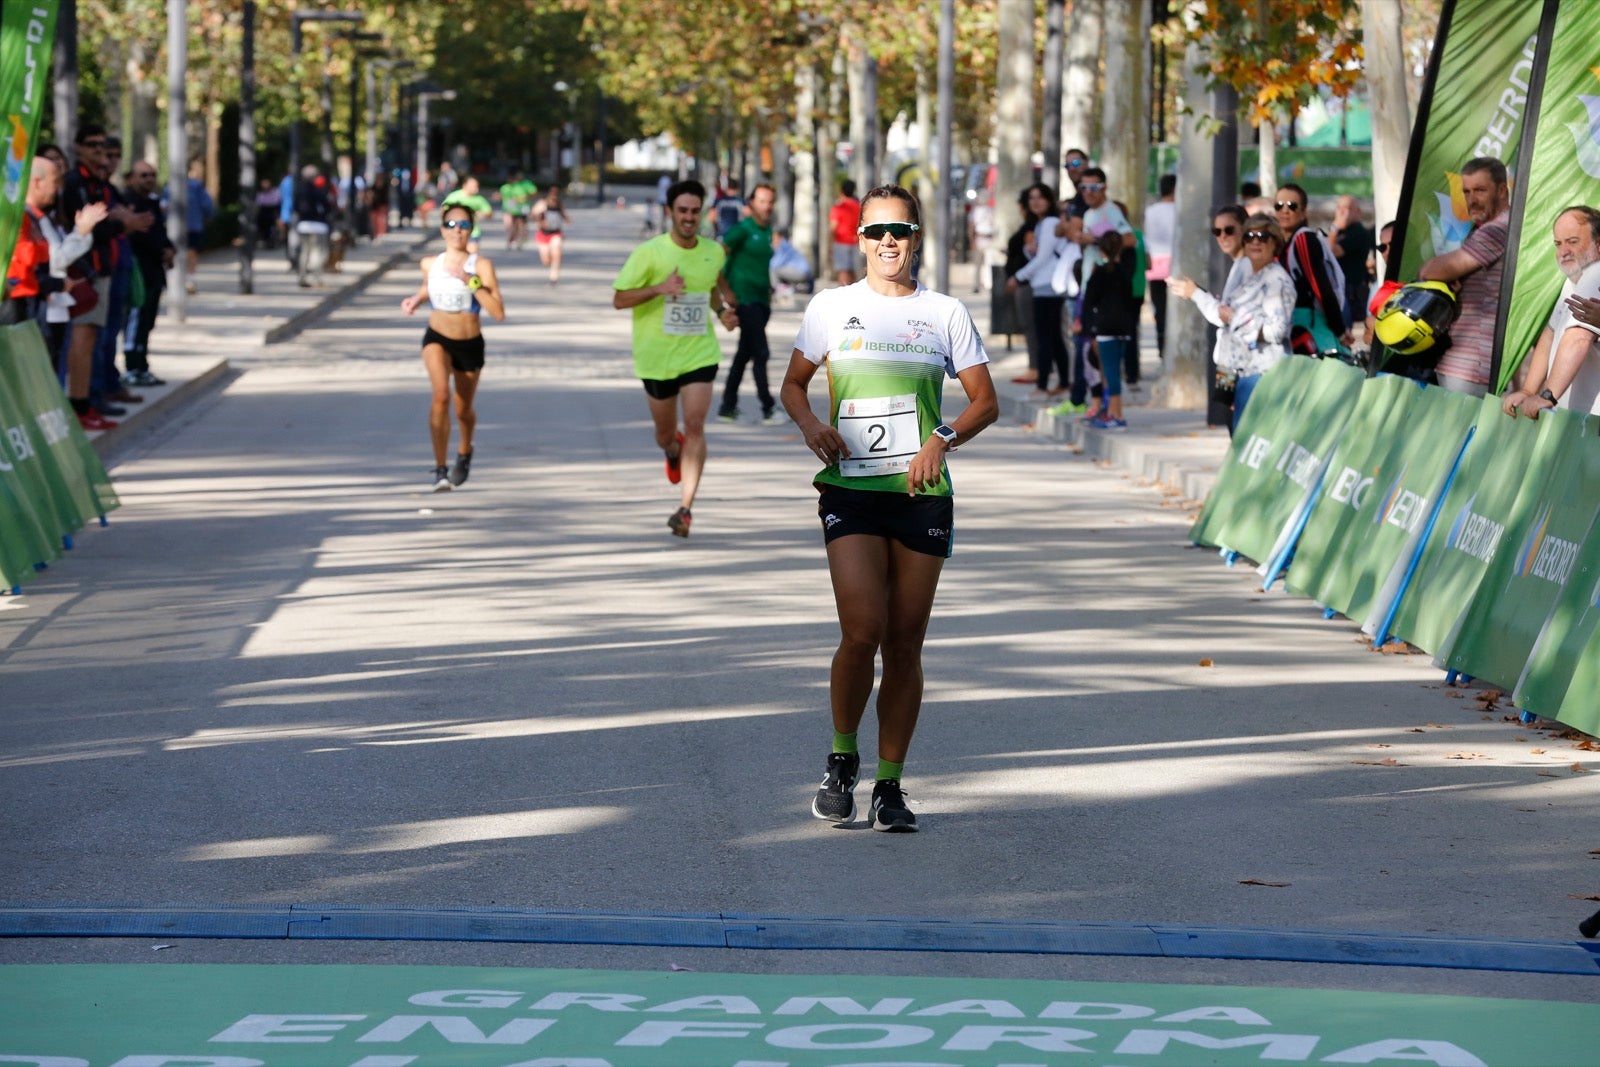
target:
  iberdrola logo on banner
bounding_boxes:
[0,2,59,275]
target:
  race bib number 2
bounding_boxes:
[838,393,920,477]
[662,292,709,336]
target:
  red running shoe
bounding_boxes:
[78,409,119,431]
[665,432,684,484]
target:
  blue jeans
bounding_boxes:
[1096,336,1127,399]
[1232,373,1262,432]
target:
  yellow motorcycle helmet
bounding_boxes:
[1374,280,1459,355]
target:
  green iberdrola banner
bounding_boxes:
[1438,409,1600,691]
[0,1,58,274]
[1289,379,1478,623]
[1188,358,1363,565]
[1381,395,1546,656]
[1493,0,1600,391]
[1516,499,1600,734]
[1394,0,1542,283]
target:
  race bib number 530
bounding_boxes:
[662,292,709,336]
[838,393,920,477]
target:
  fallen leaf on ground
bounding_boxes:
[1588,849,1600,855]
[1516,808,1537,812]
[1537,771,1561,778]
[1445,752,1488,760]
[1239,879,1291,888]
[1569,894,1600,902]
[1574,739,1600,751]
[1406,728,1426,733]
[1514,737,1527,742]
[1445,689,1464,698]
[1531,748,1546,754]
[1425,723,1453,729]
[1352,758,1405,766]
[1365,743,1393,748]
[1571,763,1589,774]
[1198,658,1214,667]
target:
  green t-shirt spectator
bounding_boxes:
[441,189,494,238]
[722,216,774,307]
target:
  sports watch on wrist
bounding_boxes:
[467,275,483,291]
[1538,388,1558,404]
[931,423,958,448]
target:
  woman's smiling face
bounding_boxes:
[858,196,920,282]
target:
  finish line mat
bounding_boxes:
[1,964,1596,1065]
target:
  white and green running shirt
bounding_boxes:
[792,281,989,497]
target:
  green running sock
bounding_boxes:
[876,759,904,781]
[832,731,858,755]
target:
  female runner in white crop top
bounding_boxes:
[401,202,506,492]
[532,185,571,286]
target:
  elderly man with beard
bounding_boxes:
[1501,205,1600,419]
[1418,157,1512,395]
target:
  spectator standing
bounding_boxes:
[1501,206,1600,419]
[1211,213,1295,429]
[1328,195,1373,337]
[828,179,862,284]
[1170,205,1250,435]
[655,173,672,231]
[1143,174,1177,358]
[1417,157,1511,395]
[1062,166,1135,408]
[293,165,334,288]
[769,228,813,306]
[1002,187,1046,385]
[718,182,778,423]
[182,158,215,295]
[255,178,280,248]
[60,124,145,430]
[278,169,296,266]
[1081,231,1140,430]
[712,178,746,239]
[1008,183,1076,400]
[1274,182,1348,355]
[90,136,142,414]
[120,160,175,387]
[4,156,93,328]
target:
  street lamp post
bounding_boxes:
[288,9,363,179]
[368,60,415,182]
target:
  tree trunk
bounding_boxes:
[846,25,878,192]
[1063,0,1103,186]
[994,0,1035,227]
[791,63,817,269]
[1362,0,1411,230]
[1101,0,1148,220]
[1257,120,1278,199]
[1041,0,1064,184]
[1151,39,1213,411]
[915,59,938,285]
[128,41,161,168]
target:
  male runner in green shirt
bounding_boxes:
[613,179,739,538]
[717,182,778,423]
[498,170,536,249]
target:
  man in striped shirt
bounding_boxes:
[1418,157,1511,396]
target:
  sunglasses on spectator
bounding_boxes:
[1211,225,1237,237]
[1244,230,1273,243]
[1275,200,1303,212]
[858,221,919,240]
[441,219,472,230]
[1067,158,1085,168]
[79,139,107,149]
[1080,182,1105,192]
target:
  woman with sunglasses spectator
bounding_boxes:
[400,203,505,492]
[1213,214,1292,429]
[1170,206,1252,433]
[781,184,997,833]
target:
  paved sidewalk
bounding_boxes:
[84,228,429,458]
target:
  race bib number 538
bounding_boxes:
[662,292,709,336]
[838,393,920,477]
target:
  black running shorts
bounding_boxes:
[816,483,954,559]
[422,327,485,373]
[641,363,718,400]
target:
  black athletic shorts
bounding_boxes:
[641,363,718,400]
[422,327,485,373]
[817,483,955,559]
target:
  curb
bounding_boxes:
[1011,395,1220,502]
[262,237,428,345]
[90,360,238,462]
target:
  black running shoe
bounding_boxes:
[667,506,692,538]
[869,778,917,832]
[449,449,473,487]
[811,752,860,824]
[431,466,451,492]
